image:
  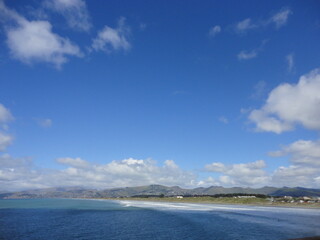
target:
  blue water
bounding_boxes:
[0,199,319,240]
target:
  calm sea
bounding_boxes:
[0,198,319,240]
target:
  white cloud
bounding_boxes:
[249,68,320,133]
[139,23,147,31]
[92,17,130,53]
[44,0,91,32]
[238,40,267,61]
[235,18,256,33]
[269,139,320,166]
[234,8,291,33]
[237,50,257,60]
[0,104,13,129]
[197,176,219,187]
[0,2,82,68]
[0,132,13,152]
[251,80,267,100]
[205,162,226,172]
[267,138,320,187]
[56,157,89,168]
[205,160,270,187]
[0,157,197,191]
[249,109,294,134]
[0,104,14,151]
[286,53,294,73]
[0,154,49,191]
[7,20,82,67]
[209,25,221,37]
[269,8,292,29]
[218,116,229,124]
[2,152,320,190]
[272,165,320,187]
[37,118,52,128]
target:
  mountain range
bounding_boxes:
[1,185,320,199]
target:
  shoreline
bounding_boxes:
[97,197,320,209]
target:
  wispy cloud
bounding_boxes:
[209,25,221,37]
[269,8,292,29]
[251,80,267,100]
[235,18,256,33]
[91,17,131,53]
[139,23,147,31]
[237,49,258,60]
[235,8,292,34]
[286,53,294,73]
[36,118,53,128]
[44,0,91,32]
[237,40,267,61]
[218,116,229,124]
[172,90,188,96]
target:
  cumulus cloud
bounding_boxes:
[205,160,270,187]
[0,1,82,68]
[269,8,292,29]
[0,157,197,191]
[249,68,320,133]
[269,140,320,166]
[44,0,91,31]
[267,138,320,187]
[272,165,320,187]
[0,154,50,191]
[209,25,221,37]
[91,17,130,53]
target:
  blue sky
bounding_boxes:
[0,0,320,191]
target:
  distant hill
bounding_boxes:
[1,185,320,199]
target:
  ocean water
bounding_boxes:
[0,199,319,240]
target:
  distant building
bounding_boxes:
[236,196,256,198]
[176,196,183,199]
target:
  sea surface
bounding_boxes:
[0,198,319,240]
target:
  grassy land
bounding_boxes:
[103,196,320,208]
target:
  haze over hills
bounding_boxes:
[1,185,320,199]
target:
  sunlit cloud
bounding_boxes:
[0,1,82,68]
[249,67,320,133]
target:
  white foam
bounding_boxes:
[117,200,320,215]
